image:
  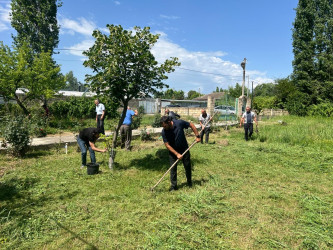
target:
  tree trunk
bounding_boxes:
[108,101,129,169]
[14,93,29,115]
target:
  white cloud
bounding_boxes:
[149,33,274,93]
[114,1,120,5]
[160,14,180,20]
[59,17,96,36]
[66,39,95,57]
[61,26,273,93]
[0,3,11,32]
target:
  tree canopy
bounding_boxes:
[10,0,61,54]
[155,88,185,100]
[83,24,180,158]
[0,43,65,114]
[292,0,333,104]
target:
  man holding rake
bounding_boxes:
[160,116,201,191]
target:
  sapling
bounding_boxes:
[100,133,116,170]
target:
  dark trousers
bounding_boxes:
[169,151,192,188]
[97,115,105,135]
[120,124,132,150]
[200,127,210,143]
[77,137,96,166]
[244,123,253,141]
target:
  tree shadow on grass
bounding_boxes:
[128,148,207,171]
[0,177,39,201]
[23,150,53,159]
[128,148,170,171]
[51,218,98,250]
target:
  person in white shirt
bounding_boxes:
[240,106,258,141]
[199,109,212,144]
[95,99,105,135]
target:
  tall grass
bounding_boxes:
[258,116,333,150]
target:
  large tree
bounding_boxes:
[254,83,276,97]
[0,43,65,115]
[292,0,333,103]
[10,0,61,54]
[83,25,180,168]
[155,88,185,99]
[228,83,249,98]
[64,71,80,91]
[187,90,200,100]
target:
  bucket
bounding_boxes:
[87,163,99,175]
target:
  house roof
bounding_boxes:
[193,92,225,101]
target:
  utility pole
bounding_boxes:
[241,58,247,97]
[247,75,250,98]
[251,81,254,108]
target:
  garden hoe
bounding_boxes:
[151,111,218,191]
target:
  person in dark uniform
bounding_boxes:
[77,127,107,168]
[160,116,201,191]
[165,108,180,120]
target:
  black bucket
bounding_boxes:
[87,163,99,175]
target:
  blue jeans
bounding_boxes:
[77,137,96,166]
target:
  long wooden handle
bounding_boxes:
[151,140,197,191]
[151,112,218,191]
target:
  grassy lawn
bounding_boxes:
[0,116,332,249]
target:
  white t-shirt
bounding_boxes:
[242,111,256,124]
[199,113,211,128]
[96,103,105,115]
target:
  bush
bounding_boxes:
[140,127,153,141]
[253,96,278,114]
[309,103,333,117]
[151,113,161,128]
[2,115,31,157]
[132,106,144,129]
[285,91,311,116]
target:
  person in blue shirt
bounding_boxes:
[120,106,138,150]
[161,116,201,191]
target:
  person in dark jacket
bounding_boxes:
[161,116,201,191]
[77,127,107,168]
[165,108,180,120]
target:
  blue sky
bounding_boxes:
[0,0,298,94]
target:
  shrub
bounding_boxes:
[253,96,278,114]
[3,115,31,157]
[151,113,161,128]
[309,103,333,117]
[132,106,144,129]
[285,91,311,116]
[140,127,153,141]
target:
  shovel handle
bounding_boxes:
[151,140,197,191]
[151,112,218,191]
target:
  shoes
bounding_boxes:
[187,182,193,187]
[80,165,86,169]
[169,186,178,192]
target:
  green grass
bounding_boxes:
[0,116,332,249]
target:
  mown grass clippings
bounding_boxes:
[0,116,332,249]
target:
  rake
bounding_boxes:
[151,111,218,191]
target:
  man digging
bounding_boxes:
[160,116,201,191]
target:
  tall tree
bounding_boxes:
[0,42,65,115]
[228,83,249,98]
[83,25,180,168]
[64,71,80,91]
[254,83,276,97]
[292,0,333,103]
[187,90,200,100]
[10,0,61,54]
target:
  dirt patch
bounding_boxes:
[217,139,229,146]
